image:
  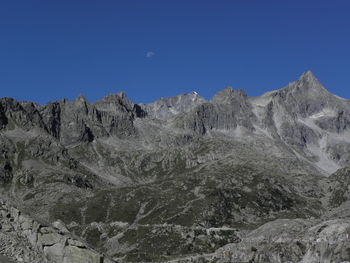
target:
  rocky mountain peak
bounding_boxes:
[300,70,317,81]
[264,70,329,105]
[116,91,127,100]
[99,93,121,103]
[296,70,328,92]
[99,91,130,102]
[95,92,134,113]
[213,86,233,97]
[72,94,88,106]
[141,92,207,119]
[212,86,248,104]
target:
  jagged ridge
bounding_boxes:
[1,71,350,262]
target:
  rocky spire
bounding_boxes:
[297,70,327,92]
[299,70,317,82]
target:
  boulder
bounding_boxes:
[63,245,102,263]
[44,242,65,262]
[39,232,67,246]
[52,220,69,234]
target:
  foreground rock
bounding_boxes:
[0,199,114,263]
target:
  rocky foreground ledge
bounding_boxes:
[0,199,115,263]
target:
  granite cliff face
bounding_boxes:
[1,71,350,262]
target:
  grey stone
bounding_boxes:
[67,239,86,248]
[39,232,66,246]
[10,207,19,221]
[19,215,33,230]
[52,220,69,234]
[43,242,65,262]
[63,245,102,263]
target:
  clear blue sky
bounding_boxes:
[0,0,349,104]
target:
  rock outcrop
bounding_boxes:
[174,87,256,135]
[140,92,206,120]
[0,199,115,263]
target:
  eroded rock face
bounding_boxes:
[0,92,145,146]
[40,101,62,139]
[174,88,256,135]
[140,92,206,120]
[0,98,46,131]
[315,110,350,133]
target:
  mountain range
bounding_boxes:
[1,71,350,262]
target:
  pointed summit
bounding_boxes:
[296,70,328,92]
[299,70,318,83]
[298,70,322,87]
